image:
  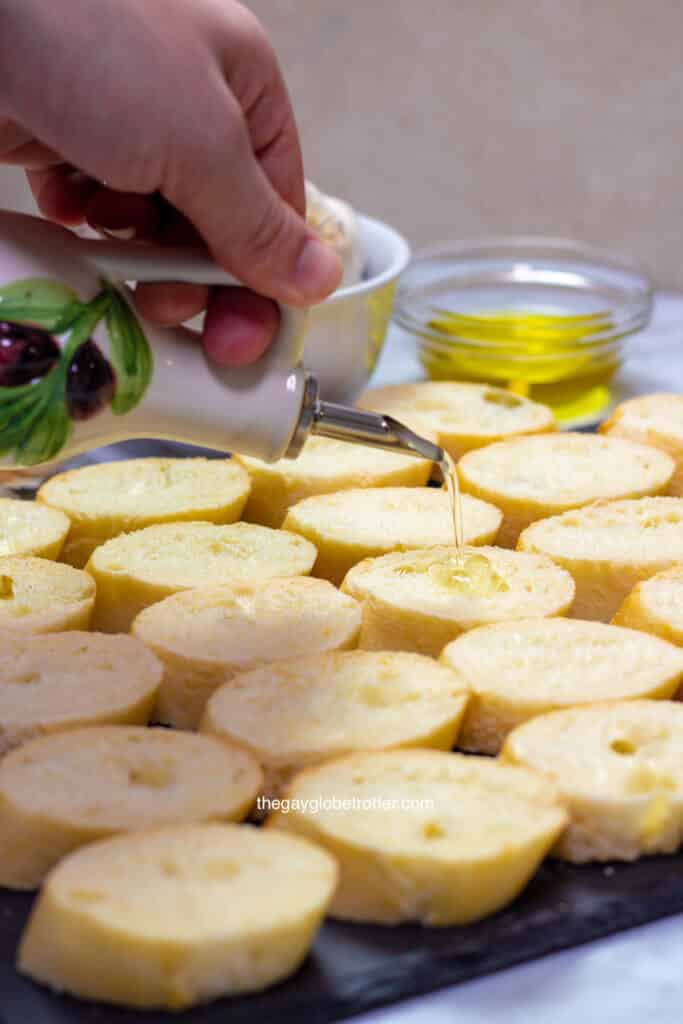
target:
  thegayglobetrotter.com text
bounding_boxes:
[257,796,435,814]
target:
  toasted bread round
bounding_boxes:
[235,436,433,528]
[86,521,317,632]
[283,487,502,585]
[0,556,95,633]
[518,497,683,621]
[18,823,337,1009]
[613,566,683,645]
[200,651,470,795]
[268,749,566,925]
[503,701,683,861]
[0,498,70,560]
[341,545,574,656]
[458,433,673,547]
[38,458,251,568]
[0,726,262,888]
[441,618,683,754]
[601,393,683,495]
[356,381,556,460]
[133,578,361,729]
[0,632,161,755]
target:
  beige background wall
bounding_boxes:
[1,0,681,287]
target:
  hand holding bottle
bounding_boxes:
[0,0,342,366]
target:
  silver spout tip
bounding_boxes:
[382,415,445,464]
[309,399,445,464]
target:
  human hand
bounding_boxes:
[0,0,342,365]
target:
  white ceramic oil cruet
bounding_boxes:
[0,210,441,471]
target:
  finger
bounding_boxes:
[163,8,340,309]
[27,166,100,225]
[165,99,341,308]
[202,286,278,367]
[85,189,161,240]
[229,34,305,216]
[134,281,209,326]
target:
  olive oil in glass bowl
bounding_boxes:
[393,239,653,427]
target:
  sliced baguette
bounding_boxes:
[518,496,683,621]
[18,824,337,1009]
[86,521,317,632]
[341,545,574,656]
[0,631,161,755]
[503,701,683,861]
[200,651,470,795]
[235,436,433,528]
[600,393,683,495]
[133,577,361,729]
[38,457,251,568]
[613,565,683,645]
[283,487,502,585]
[356,381,556,460]
[0,555,94,633]
[268,749,566,925]
[458,433,673,547]
[441,618,683,754]
[0,725,262,888]
[0,498,69,560]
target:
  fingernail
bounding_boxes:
[293,237,343,301]
[97,226,137,240]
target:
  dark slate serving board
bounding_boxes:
[2,852,683,1024]
[3,428,679,1022]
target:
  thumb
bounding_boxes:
[162,94,342,307]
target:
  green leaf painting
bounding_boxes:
[0,278,83,332]
[0,277,153,465]
[105,287,153,414]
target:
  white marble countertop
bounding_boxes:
[352,293,683,1024]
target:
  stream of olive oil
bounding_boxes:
[439,451,464,565]
[430,453,508,594]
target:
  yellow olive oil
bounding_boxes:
[421,309,617,425]
[431,452,509,595]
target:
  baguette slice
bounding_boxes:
[613,566,683,645]
[341,545,574,656]
[441,618,683,754]
[0,726,262,888]
[0,631,161,755]
[38,458,251,568]
[235,436,433,528]
[0,556,94,633]
[357,381,556,460]
[0,498,70,560]
[518,497,683,621]
[18,824,337,1010]
[458,433,673,547]
[87,521,317,632]
[600,393,683,495]
[200,651,470,795]
[503,701,683,862]
[133,578,361,729]
[283,487,502,585]
[268,749,566,925]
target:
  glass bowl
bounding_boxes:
[393,238,653,426]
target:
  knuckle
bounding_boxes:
[233,6,272,59]
[245,202,295,265]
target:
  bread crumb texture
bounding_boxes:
[18,823,337,1009]
[38,458,251,568]
[503,701,683,862]
[269,748,566,925]
[441,617,683,753]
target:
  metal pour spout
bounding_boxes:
[311,400,444,463]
